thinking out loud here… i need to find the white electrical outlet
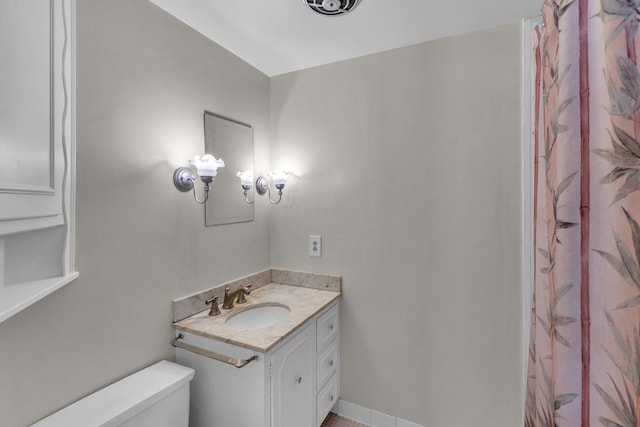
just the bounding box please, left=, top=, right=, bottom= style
left=309, top=235, right=322, bottom=257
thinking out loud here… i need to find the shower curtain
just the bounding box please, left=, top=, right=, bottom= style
left=525, top=1, right=640, bottom=426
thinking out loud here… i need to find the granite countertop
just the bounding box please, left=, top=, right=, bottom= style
left=173, top=283, right=341, bottom=353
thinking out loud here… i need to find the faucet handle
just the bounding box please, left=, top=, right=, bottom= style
left=206, top=296, right=221, bottom=316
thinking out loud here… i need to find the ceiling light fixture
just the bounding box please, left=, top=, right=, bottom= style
left=304, top=0, right=362, bottom=16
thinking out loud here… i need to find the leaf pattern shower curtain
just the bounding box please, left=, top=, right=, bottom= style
left=525, top=0, right=640, bottom=426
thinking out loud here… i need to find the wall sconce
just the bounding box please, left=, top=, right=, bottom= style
left=236, top=170, right=254, bottom=204
left=255, top=170, right=292, bottom=205
left=173, top=154, right=225, bottom=204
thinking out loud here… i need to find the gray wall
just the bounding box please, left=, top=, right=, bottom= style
left=0, top=1, right=271, bottom=426
left=269, top=23, right=523, bottom=427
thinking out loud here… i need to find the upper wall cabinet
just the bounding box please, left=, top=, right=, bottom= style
left=0, top=0, right=71, bottom=234
left=0, top=0, right=77, bottom=323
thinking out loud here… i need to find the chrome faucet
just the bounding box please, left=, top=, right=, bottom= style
left=222, top=285, right=252, bottom=309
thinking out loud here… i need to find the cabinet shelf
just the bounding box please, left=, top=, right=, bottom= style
left=0, top=273, right=78, bottom=323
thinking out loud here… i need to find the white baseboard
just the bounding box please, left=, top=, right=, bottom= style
left=334, top=399, right=423, bottom=427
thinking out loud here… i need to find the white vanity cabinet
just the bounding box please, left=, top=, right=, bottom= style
left=175, top=301, right=340, bottom=427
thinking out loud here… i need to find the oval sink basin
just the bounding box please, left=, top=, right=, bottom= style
left=225, top=303, right=290, bottom=330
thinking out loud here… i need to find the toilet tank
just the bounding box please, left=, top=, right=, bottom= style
left=31, top=360, right=195, bottom=427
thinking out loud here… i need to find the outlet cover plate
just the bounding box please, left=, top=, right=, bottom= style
left=309, top=235, right=322, bottom=257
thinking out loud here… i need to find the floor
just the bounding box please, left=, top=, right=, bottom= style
left=321, top=412, right=368, bottom=427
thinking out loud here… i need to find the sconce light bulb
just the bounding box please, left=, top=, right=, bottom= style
left=190, top=154, right=225, bottom=178
left=269, top=170, right=291, bottom=187
left=236, top=170, right=254, bottom=187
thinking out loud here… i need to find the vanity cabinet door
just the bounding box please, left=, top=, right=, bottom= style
left=271, top=323, right=316, bottom=427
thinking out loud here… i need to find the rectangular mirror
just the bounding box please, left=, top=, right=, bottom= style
left=204, top=111, right=254, bottom=226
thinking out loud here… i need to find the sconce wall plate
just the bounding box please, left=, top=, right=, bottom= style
left=255, top=176, right=269, bottom=195
left=173, top=167, right=195, bottom=192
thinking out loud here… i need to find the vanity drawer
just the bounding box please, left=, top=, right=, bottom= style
left=316, top=304, right=338, bottom=352
left=317, top=373, right=339, bottom=427
left=317, top=340, right=339, bottom=391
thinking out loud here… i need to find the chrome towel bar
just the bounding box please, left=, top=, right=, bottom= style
left=171, top=334, right=259, bottom=368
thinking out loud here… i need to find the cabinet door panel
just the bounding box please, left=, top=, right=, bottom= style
left=271, top=324, right=316, bottom=427
left=0, top=0, right=70, bottom=234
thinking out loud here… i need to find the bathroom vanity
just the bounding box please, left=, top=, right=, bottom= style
left=173, top=277, right=340, bottom=427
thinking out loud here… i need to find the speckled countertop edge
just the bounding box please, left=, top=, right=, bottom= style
left=174, top=283, right=341, bottom=352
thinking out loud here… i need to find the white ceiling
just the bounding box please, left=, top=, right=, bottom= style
left=149, top=0, right=541, bottom=77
